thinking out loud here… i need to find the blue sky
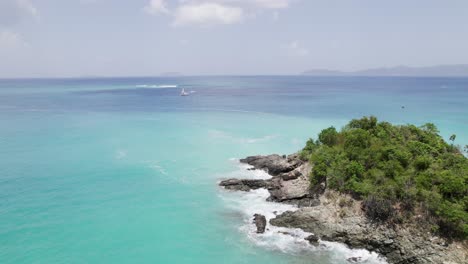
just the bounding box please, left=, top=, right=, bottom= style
left=1, top=0, right=468, bottom=77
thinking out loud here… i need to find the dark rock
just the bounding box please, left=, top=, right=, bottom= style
left=240, top=154, right=302, bottom=176
left=280, top=170, right=302, bottom=181
left=219, top=178, right=269, bottom=191
left=305, top=234, right=319, bottom=246
left=347, top=257, right=362, bottom=263
left=253, top=214, right=267, bottom=234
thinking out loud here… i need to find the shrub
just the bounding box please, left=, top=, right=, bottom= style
left=363, top=195, right=395, bottom=222
left=318, top=127, right=338, bottom=146
left=414, top=156, right=432, bottom=171
left=301, top=116, right=468, bottom=238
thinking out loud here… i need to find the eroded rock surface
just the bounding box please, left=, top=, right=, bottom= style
left=220, top=154, right=319, bottom=206
left=219, top=154, right=468, bottom=264
left=253, top=214, right=267, bottom=234
left=270, top=191, right=467, bottom=264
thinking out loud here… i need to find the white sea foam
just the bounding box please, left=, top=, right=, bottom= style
left=115, top=149, right=127, bottom=159
left=219, top=163, right=387, bottom=263
left=224, top=159, right=272, bottom=180
left=147, top=161, right=169, bottom=175
left=135, top=84, right=178, bottom=88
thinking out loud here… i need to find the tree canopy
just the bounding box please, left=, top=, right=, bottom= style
left=300, top=116, right=468, bottom=238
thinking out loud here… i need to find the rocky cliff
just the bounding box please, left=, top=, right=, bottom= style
left=219, top=154, right=467, bottom=264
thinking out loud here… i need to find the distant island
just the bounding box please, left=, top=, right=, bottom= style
left=302, top=64, right=468, bottom=77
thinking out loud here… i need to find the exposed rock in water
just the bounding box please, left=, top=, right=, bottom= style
left=347, top=257, right=362, bottom=263
left=220, top=154, right=318, bottom=205
left=305, top=234, right=319, bottom=246
left=240, top=154, right=303, bottom=176
left=219, top=178, right=269, bottom=191
left=253, top=214, right=267, bottom=234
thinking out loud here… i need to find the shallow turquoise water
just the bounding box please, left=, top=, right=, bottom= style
left=0, top=77, right=467, bottom=263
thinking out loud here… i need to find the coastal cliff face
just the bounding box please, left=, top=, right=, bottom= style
left=219, top=154, right=467, bottom=264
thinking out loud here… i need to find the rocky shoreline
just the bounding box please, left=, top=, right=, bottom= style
left=219, top=154, right=467, bottom=264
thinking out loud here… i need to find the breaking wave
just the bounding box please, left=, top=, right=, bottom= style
left=218, top=161, right=387, bottom=263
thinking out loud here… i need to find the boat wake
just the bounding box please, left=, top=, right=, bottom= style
left=135, top=84, right=178, bottom=88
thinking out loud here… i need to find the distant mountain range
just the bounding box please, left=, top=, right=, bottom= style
left=302, top=64, right=468, bottom=77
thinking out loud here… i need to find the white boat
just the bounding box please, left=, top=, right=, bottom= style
left=180, top=88, right=189, bottom=96
left=180, top=89, right=189, bottom=96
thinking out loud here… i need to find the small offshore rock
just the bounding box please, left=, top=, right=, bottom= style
left=305, top=234, right=319, bottom=246
left=253, top=214, right=267, bottom=234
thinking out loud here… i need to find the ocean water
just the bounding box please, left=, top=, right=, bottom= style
left=0, top=76, right=467, bottom=263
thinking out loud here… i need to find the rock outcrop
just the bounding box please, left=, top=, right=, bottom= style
left=270, top=190, right=467, bottom=264
left=220, top=154, right=319, bottom=206
left=219, top=178, right=269, bottom=191
left=253, top=214, right=267, bottom=234
left=240, top=154, right=303, bottom=176
left=219, top=154, right=468, bottom=263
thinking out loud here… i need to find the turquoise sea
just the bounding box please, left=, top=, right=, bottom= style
left=1, top=76, right=467, bottom=263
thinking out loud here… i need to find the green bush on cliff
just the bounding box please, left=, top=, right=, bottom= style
left=301, top=116, right=468, bottom=238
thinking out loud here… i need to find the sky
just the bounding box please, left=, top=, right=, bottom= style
left=1, top=0, right=468, bottom=78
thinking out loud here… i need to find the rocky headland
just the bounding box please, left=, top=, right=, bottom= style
left=219, top=154, right=467, bottom=264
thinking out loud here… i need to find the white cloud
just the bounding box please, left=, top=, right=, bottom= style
left=144, top=0, right=293, bottom=26
left=0, top=0, right=36, bottom=53
left=144, top=0, right=170, bottom=15
left=0, top=0, right=38, bottom=27
left=252, top=0, right=291, bottom=9
left=288, top=41, right=309, bottom=56
left=206, top=0, right=292, bottom=9
left=0, top=29, right=27, bottom=50
left=173, top=3, right=243, bottom=27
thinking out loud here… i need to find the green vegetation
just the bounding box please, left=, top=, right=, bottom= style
left=300, top=116, right=468, bottom=239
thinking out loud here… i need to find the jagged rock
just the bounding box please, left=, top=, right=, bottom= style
left=240, top=154, right=303, bottom=176
left=280, top=170, right=302, bottom=180
left=219, top=178, right=269, bottom=191
left=253, top=214, right=267, bottom=234
left=269, top=173, right=311, bottom=202
left=305, top=234, right=319, bottom=246
left=219, top=153, right=468, bottom=263
left=347, top=257, right=362, bottom=263
left=269, top=202, right=467, bottom=264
